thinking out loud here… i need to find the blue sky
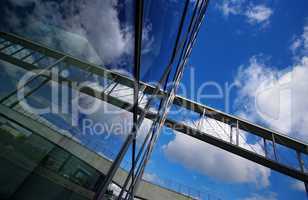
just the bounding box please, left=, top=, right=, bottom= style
left=145, top=0, right=308, bottom=200
left=0, top=0, right=308, bottom=200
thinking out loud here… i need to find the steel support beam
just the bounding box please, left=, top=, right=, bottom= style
left=163, top=118, right=308, bottom=182
left=1, top=31, right=306, bottom=156
left=172, top=95, right=308, bottom=154
left=0, top=31, right=307, bottom=184
left=131, top=0, right=144, bottom=198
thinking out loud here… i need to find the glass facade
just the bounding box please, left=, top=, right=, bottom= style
left=0, top=115, right=102, bottom=199
left=1, top=0, right=306, bottom=200
left=0, top=0, right=136, bottom=75
left=0, top=0, right=214, bottom=199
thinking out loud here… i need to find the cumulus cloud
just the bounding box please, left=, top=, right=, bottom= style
left=163, top=117, right=270, bottom=187
left=163, top=22, right=308, bottom=185
left=233, top=22, right=308, bottom=142
left=0, top=0, right=157, bottom=145
left=2, top=0, right=153, bottom=69
left=217, top=0, right=273, bottom=26
left=245, top=5, right=273, bottom=25
left=235, top=55, right=308, bottom=141
left=233, top=25, right=308, bottom=194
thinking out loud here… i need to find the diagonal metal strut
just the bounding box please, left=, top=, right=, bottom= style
left=0, top=30, right=307, bottom=188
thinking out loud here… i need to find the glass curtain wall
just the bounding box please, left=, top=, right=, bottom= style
left=0, top=0, right=203, bottom=199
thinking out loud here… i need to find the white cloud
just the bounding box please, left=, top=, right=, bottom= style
left=290, top=25, right=308, bottom=56
left=234, top=23, right=308, bottom=143
left=245, top=5, right=273, bottom=25
left=75, top=81, right=155, bottom=147
left=241, top=192, right=277, bottom=200
left=290, top=38, right=303, bottom=55
left=235, top=55, right=308, bottom=141
left=163, top=118, right=270, bottom=187
left=164, top=34, right=306, bottom=186
left=3, top=0, right=153, bottom=69
left=218, top=0, right=244, bottom=17
left=217, top=1, right=273, bottom=26
left=79, top=90, right=153, bottom=142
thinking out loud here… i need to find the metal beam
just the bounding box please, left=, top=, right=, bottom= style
left=3, top=31, right=303, bottom=155
left=0, top=31, right=307, bottom=184
left=172, top=95, right=308, bottom=154
left=163, top=118, right=308, bottom=182
left=131, top=0, right=144, bottom=198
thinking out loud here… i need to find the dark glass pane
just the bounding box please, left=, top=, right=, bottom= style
left=0, top=0, right=135, bottom=76
left=141, top=0, right=187, bottom=84
left=0, top=115, right=103, bottom=199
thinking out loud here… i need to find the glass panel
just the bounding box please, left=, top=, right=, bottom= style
left=0, top=116, right=55, bottom=198
left=0, top=114, right=104, bottom=199
left=7, top=75, right=143, bottom=175
left=141, top=0, right=187, bottom=84
left=0, top=61, right=30, bottom=100
left=0, top=0, right=135, bottom=76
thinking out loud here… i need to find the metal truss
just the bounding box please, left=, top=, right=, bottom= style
left=0, top=2, right=307, bottom=196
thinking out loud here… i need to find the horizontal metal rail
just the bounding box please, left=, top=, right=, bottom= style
left=163, top=118, right=308, bottom=182
left=172, top=96, right=308, bottom=154
left=1, top=31, right=306, bottom=155
left=0, top=31, right=307, bottom=183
